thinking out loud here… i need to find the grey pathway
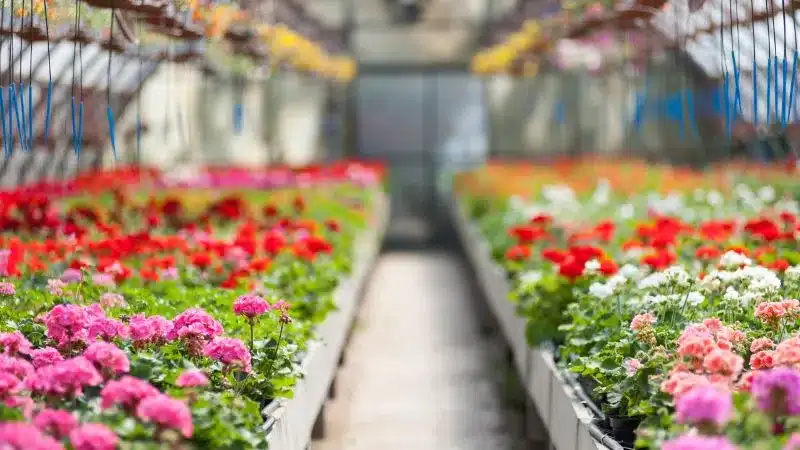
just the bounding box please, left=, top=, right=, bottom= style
left=312, top=251, right=523, bottom=450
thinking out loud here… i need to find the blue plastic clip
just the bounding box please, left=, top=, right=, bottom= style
left=106, top=105, right=117, bottom=160
left=16, top=84, right=26, bottom=152
left=11, top=86, right=25, bottom=153
left=43, top=80, right=52, bottom=140
left=775, top=58, right=781, bottom=121
left=788, top=51, right=798, bottom=123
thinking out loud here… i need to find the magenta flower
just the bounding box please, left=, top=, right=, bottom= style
left=100, top=376, right=160, bottom=411
left=0, top=422, right=64, bottom=450
left=176, top=369, right=210, bottom=388
left=30, top=347, right=64, bottom=368
left=0, top=331, right=32, bottom=356
left=87, top=317, right=129, bottom=342
left=675, top=386, right=732, bottom=427
left=663, top=435, right=738, bottom=450
left=43, top=304, right=89, bottom=348
left=0, top=281, right=15, bottom=296
left=203, top=337, right=252, bottom=373
left=25, top=356, right=102, bottom=397
left=0, top=354, right=34, bottom=380
left=69, top=423, right=119, bottom=450
left=34, top=409, right=78, bottom=439
left=128, top=314, right=173, bottom=346
left=0, top=371, right=21, bottom=397
left=752, top=367, right=800, bottom=416
left=61, top=268, right=82, bottom=283
left=168, top=308, right=224, bottom=355
left=233, top=294, right=270, bottom=319
left=83, top=342, right=130, bottom=377
left=136, top=394, right=194, bottom=438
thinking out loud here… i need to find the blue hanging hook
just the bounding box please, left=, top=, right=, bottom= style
left=16, top=83, right=27, bottom=152
left=787, top=51, right=798, bottom=124
left=70, top=96, right=78, bottom=154
left=43, top=80, right=52, bottom=140
left=106, top=105, right=117, bottom=160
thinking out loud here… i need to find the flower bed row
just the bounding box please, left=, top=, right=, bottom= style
left=0, top=163, right=387, bottom=450
left=454, top=159, right=800, bottom=450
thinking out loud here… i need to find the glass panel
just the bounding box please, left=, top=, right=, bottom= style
left=356, top=74, right=425, bottom=158
left=353, top=26, right=477, bottom=64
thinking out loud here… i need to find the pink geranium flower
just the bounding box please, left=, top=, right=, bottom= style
left=128, top=314, right=173, bottom=346
left=83, top=342, right=130, bottom=377
left=233, top=294, right=270, bottom=319
left=100, top=376, right=160, bottom=411
left=136, top=394, right=194, bottom=438
left=26, top=356, right=102, bottom=397
left=630, top=312, right=656, bottom=331
left=675, top=385, right=732, bottom=427
left=69, top=423, right=119, bottom=450
left=34, top=409, right=78, bottom=439
left=203, top=337, right=252, bottom=373
left=30, top=347, right=64, bottom=368
left=0, top=422, right=64, bottom=450
left=0, top=331, right=32, bottom=356
left=176, top=369, right=210, bottom=388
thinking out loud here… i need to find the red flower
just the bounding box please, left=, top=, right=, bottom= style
left=505, top=245, right=530, bottom=261
left=599, top=259, right=618, bottom=276
left=558, top=256, right=585, bottom=280
left=695, top=246, right=721, bottom=260
left=190, top=253, right=213, bottom=270
left=263, top=231, right=285, bottom=256
left=540, top=248, right=564, bottom=264
left=530, top=214, right=552, bottom=226
left=263, top=204, right=279, bottom=217
left=293, top=196, right=305, bottom=214
left=508, top=225, right=545, bottom=244
left=325, top=219, right=340, bottom=232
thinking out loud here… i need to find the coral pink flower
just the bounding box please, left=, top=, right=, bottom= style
left=136, top=394, right=194, bottom=438
left=702, top=318, right=723, bottom=332
left=99, top=293, right=126, bottom=308
left=25, top=356, right=102, bottom=397
left=775, top=337, right=800, bottom=368
left=678, top=335, right=715, bottom=360
left=756, top=301, right=790, bottom=325
left=703, top=348, right=744, bottom=377
left=83, top=342, right=130, bottom=377
left=630, top=312, right=656, bottom=331
left=661, top=371, right=712, bottom=398
left=737, top=370, right=758, bottom=392
left=0, top=331, right=32, bottom=356
left=623, top=359, right=642, bottom=376
left=203, top=337, right=252, bottom=373
left=750, top=351, right=775, bottom=370
left=69, top=423, right=119, bottom=450
left=100, top=376, right=160, bottom=411
left=0, top=422, right=64, bottom=450
left=233, top=294, right=270, bottom=319
left=30, top=347, right=64, bottom=368
left=176, top=369, right=209, bottom=388
left=34, top=409, right=78, bottom=439
left=751, top=337, right=775, bottom=353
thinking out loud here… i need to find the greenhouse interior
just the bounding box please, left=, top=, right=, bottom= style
left=2, top=0, right=800, bottom=449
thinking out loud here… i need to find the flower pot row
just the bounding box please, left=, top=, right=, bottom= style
left=451, top=194, right=613, bottom=450
left=0, top=165, right=386, bottom=450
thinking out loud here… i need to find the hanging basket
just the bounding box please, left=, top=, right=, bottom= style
left=82, top=0, right=169, bottom=15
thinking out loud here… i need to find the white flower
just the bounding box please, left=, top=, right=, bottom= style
left=607, top=274, right=628, bottom=289
left=664, top=266, right=691, bottom=286
left=619, top=203, right=635, bottom=219
left=620, top=264, right=641, bottom=280
left=758, top=185, right=776, bottom=203
left=584, top=259, right=601, bottom=275
left=638, top=272, right=668, bottom=289
left=719, top=251, right=752, bottom=268
left=723, top=286, right=741, bottom=303
left=520, top=271, right=542, bottom=289
left=786, top=265, right=800, bottom=282
left=686, top=291, right=705, bottom=306
left=707, top=190, right=723, bottom=207
left=589, top=282, right=614, bottom=299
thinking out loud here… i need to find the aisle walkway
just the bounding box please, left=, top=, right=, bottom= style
left=313, top=251, right=523, bottom=450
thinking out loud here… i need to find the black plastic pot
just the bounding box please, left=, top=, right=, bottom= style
left=608, top=415, right=643, bottom=447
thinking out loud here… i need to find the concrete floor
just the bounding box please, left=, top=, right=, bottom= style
left=312, top=251, right=524, bottom=450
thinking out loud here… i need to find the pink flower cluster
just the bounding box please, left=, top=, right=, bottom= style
left=755, top=299, right=800, bottom=326
left=69, top=423, right=119, bottom=450
left=662, top=319, right=746, bottom=398
left=100, top=376, right=160, bottom=411
left=630, top=312, right=656, bottom=331
left=675, top=386, right=732, bottom=427
left=0, top=331, right=32, bottom=356
left=168, top=308, right=224, bottom=355
left=233, top=294, right=270, bottom=319
left=0, top=422, right=63, bottom=450
left=83, top=342, right=130, bottom=378
left=136, top=394, right=194, bottom=438
left=176, top=369, right=209, bottom=388
left=128, top=314, right=173, bottom=346
left=203, top=337, right=252, bottom=373
left=25, top=356, right=103, bottom=397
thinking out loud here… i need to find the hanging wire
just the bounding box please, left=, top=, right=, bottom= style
left=107, top=6, right=117, bottom=159
left=42, top=0, right=52, bottom=140
left=1, top=3, right=10, bottom=156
